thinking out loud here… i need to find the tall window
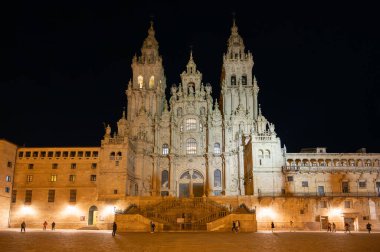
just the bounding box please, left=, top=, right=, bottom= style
left=52, top=163, right=58, bottom=169
left=91, top=163, right=97, bottom=169
left=149, top=75, right=154, bottom=88
left=69, top=175, right=76, bottom=182
left=186, top=118, right=197, bottom=131
left=161, top=170, right=169, bottom=188
left=177, top=107, right=182, bottom=117
left=27, top=175, right=33, bottom=182
left=48, top=190, right=55, bottom=202
left=50, top=175, right=57, bottom=182
left=162, top=144, right=169, bottom=155
left=69, top=189, right=77, bottom=203
left=186, top=138, right=197, bottom=155
left=214, top=169, right=221, bottom=187
left=90, top=175, right=97, bottom=181
left=11, top=190, right=17, bottom=203
left=71, top=163, right=77, bottom=169
left=138, top=75, right=143, bottom=88
left=242, top=75, right=247, bottom=85
left=110, top=152, right=115, bottom=160
left=28, top=164, right=34, bottom=169
left=231, top=75, right=236, bottom=85
left=265, top=150, right=271, bottom=159
left=25, top=190, right=32, bottom=204
left=6, top=176, right=11, bottom=182
left=214, top=143, right=221, bottom=154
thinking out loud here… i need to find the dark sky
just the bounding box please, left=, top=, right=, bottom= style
left=1, top=1, right=379, bottom=153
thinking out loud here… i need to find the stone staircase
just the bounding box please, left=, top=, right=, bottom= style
left=123, top=197, right=230, bottom=231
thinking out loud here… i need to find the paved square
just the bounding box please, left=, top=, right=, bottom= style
left=1, top=229, right=379, bottom=252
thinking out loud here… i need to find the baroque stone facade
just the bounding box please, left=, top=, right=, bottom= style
left=2, top=20, right=380, bottom=231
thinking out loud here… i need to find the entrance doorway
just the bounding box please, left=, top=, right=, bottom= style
left=88, top=205, right=98, bottom=225
left=178, top=170, right=204, bottom=197
left=320, top=216, right=329, bottom=230
left=344, top=217, right=356, bottom=231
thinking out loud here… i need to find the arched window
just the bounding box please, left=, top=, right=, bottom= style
left=258, top=150, right=264, bottom=158
left=162, top=144, right=169, bottom=155
left=177, top=107, right=182, bottom=117
left=186, top=138, right=197, bottom=155
left=110, top=152, right=115, bottom=160
left=214, top=143, right=221, bottom=154
left=149, top=75, right=154, bottom=88
left=134, top=184, right=138, bottom=196
left=116, top=152, right=122, bottom=160
left=138, top=75, right=143, bottom=89
left=214, top=169, right=221, bottom=187
left=186, top=118, right=197, bottom=131
left=265, top=150, right=270, bottom=159
left=161, top=170, right=168, bottom=188
left=231, top=75, right=236, bottom=85
left=242, top=75, right=247, bottom=85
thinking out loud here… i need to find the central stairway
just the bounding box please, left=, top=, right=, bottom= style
left=124, top=197, right=230, bottom=231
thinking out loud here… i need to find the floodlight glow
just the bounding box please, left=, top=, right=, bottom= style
left=20, top=206, right=35, bottom=215
left=329, top=208, right=342, bottom=217
left=103, top=205, right=116, bottom=216
left=257, top=207, right=277, bottom=219
left=64, top=205, right=79, bottom=215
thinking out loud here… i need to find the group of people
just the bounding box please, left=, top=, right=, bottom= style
left=327, top=222, right=336, bottom=232
left=20, top=221, right=55, bottom=232
left=231, top=220, right=240, bottom=233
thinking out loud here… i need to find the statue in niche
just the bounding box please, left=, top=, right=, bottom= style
left=230, top=178, right=238, bottom=191
left=143, top=175, right=152, bottom=192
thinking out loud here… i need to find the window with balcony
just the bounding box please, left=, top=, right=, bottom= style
left=214, top=143, right=221, bottom=154
left=186, top=138, right=197, bottom=155
left=185, top=118, right=197, bottom=131
left=162, top=144, right=169, bottom=155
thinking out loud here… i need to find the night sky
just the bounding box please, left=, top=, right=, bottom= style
left=1, top=1, right=379, bottom=153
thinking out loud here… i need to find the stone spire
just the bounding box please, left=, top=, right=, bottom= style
left=186, top=49, right=197, bottom=74
left=227, top=18, right=245, bottom=59
left=141, top=21, right=159, bottom=63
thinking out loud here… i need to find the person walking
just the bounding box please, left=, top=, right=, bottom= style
left=232, top=221, right=236, bottom=233
left=112, top=222, right=117, bottom=236
left=236, top=220, right=240, bottom=233
left=21, top=221, right=26, bottom=232
left=51, top=221, right=56, bottom=230
left=290, top=220, right=294, bottom=232
left=271, top=221, right=275, bottom=233
left=150, top=221, right=156, bottom=233
left=327, top=222, right=332, bottom=232
left=43, top=221, right=48, bottom=230
left=344, top=222, right=350, bottom=233
left=366, top=222, right=372, bottom=234
left=332, top=222, right=336, bottom=232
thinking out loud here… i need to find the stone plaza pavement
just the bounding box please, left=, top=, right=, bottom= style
left=1, top=229, right=380, bottom=252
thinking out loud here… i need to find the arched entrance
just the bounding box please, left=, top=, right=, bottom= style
left=88, top=205, right=98, bottom=225
left=178, top=170, right=204, bottom=197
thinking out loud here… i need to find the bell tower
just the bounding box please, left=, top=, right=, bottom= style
left=220, top=19, right=258, bottom=120
left=126, top=21, right=167, bottom=121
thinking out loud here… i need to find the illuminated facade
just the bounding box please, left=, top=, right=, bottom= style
left=2, top=21, right=380, bottom=231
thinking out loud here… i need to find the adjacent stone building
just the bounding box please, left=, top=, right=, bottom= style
left=2, top=20, right=380, bottom=231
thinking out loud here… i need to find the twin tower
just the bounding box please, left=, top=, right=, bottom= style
left=101, top=20, right=285, bottom=198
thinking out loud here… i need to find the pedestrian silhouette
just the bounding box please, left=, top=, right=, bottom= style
left=112, top=222, right=117, bottom=236
left=271, top=222, right=275, bottom=232
left=43, top=221, right=48, bottom=230
left=21, top=221, right=26, bottom=232
left=366, top=222, right=372, bottom=234
left=52, top=221, right=56, bottom=230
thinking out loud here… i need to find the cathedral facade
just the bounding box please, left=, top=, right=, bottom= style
left=1, top=20, right=380, bottom=231
left=103, top=21, right=285, bottom=198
